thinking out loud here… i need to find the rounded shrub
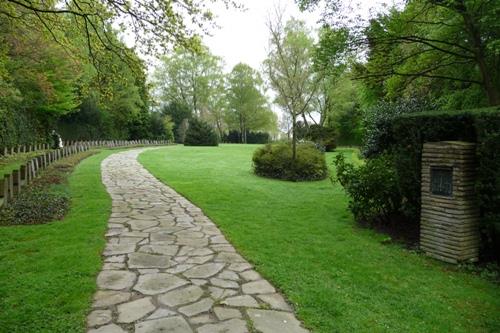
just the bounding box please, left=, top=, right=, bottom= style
left=252, top=142, right=328, bottom=181
left=184, top=118, right=218, bottom=146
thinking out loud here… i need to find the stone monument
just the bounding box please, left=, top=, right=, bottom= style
left=420, top=141, right=480, bottom=263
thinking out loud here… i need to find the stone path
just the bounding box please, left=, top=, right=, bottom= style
left=87, top=148, right=309, bottom=333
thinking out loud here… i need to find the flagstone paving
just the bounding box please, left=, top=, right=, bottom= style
left=87, top=148, right=309, bottom=333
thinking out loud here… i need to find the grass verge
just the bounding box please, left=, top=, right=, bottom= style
left=0, top=149, right=117, bottom=332
left=139, top=144, right=500, bottom=333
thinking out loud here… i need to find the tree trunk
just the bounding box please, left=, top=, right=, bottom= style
left=292, top=113, right=297, bottom=161
left=460, top=4, right=500, bottom=106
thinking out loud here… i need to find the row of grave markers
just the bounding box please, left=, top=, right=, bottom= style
left=0, top=139, right=169, bottom=156
left=0, top=140, right=170, bottom=208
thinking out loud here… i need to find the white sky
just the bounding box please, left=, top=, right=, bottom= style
left=203, top=0, right=397, bottom=72
left=204, top=0, right=322, bottom=72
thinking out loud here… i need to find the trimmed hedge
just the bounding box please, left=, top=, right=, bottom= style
left=253, top=142, right=328, bottom=181
left=184, top=118, right=218, bottom=146
left=383, top=106, right=500, bottom=261
left=224, top=130, right=271, bottom=144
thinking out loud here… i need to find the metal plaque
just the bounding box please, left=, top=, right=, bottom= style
left=430, top=166, right=453, bottom=196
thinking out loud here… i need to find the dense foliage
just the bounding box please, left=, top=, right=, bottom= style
left=334, top=106, right=500, bottom=261
left=334, top=153, right=402, bottom=223
left=184, top=118, right=219, bottom=146
left=253, top=142, right=327, bottom=181
left=224, top=131, right=271, bottom=144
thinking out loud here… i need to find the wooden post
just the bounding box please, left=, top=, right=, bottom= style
left=20, top=165, right=28, bottom=186
left=0, top=175, right=9, bottom=207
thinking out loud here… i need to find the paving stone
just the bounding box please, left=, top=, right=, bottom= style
left=128, top=252, right=171, bottom=269
left=151, top=232, right=176, bottom=242
left=139, top=244, right=179, bottom=256
left=208, top=287, right=238, bottom=300
left=147, top=308, right=177, bottom=320
left=117, top=297, right=155, bottom=323
left=242, top=280, right=275, bottom=295
left=217, top=270, right=240, bottom=281
left=88, top=323, right=127, bottom=333
left=247, top=309, right=308, bottom=333
left=102, top=262, right=126, bottom=270
left=183, top=263, right=225, bottom=279
left=239, top=270, right=261, bottom=281
left=158, top=285, right=204, bottom=307
left=104, top=243, right=136, bottom=256
left=105, top=255, right=126, bottom=263
left=213, top=307, right=242, bottom=320
left=93, top=290, right=132, bottom=308
left=178, top=297, right=214, bottom=317
left=135, top=316, right=193, bottom=333
left=187, top=248, right=214, bottom=256
left=87, top=310, right=112, bottom=327
left=210, top=278, right=239, bottom=289
left=257, top=293, right=293, bottom=311
left=134, top=273, right=188, bottom=295
left=215, top=252, right=245, bottom=263
left=221, top=295, right=259, bottom=308
left=185, top=255, right=213, bottom=264
left=97, top=270, right=136, bottom=290
left=176, top=237, right=209, bottom=247
left=189, top=314, right=215, bottom=325
left=227, top=263, right=252, bottom=272
left=167, top=264, right=194, bottom=274
left=190, top=279, right=208, bottom=286
left=198, top=319, right=248, bottom=333
left=128, top=219, right=159, bottom=231
left=210, top=235, right=228, bottom=244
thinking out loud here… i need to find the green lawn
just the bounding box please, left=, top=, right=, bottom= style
left=139, top=144, right=500, bottom=333
left=0, top=151, right=49, bottom=176
left=0, top=150, right=116, bottom=332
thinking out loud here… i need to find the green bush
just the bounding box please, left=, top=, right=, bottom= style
left=306, top=124, right=337, bottom=152
left=0, top=188, right=69, bottom=225
left=334, top=153, right=402, bottom=223
left=253, top=142, right=328, bottom=181
left=184, top=118, right=218, bottom=146
left=382, top=106, right=500, bottom=261
left=362, top=98, right=436, bottom=157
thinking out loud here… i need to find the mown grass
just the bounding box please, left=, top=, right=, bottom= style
left=139, top=144, right=500, bottom=333
left=0, top=151, right=49, bottom=176
left=0, top=150, right=117, bottom=332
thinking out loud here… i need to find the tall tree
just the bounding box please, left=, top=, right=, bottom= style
left=226, top=63, right=275, bottom=143
left=0, top=0, right=240, bottom=71
left=153, top=47, right=224, bottom=118
left=299, top=0, right=500, bottom=106
left=264, top=14, right=320, bottom=159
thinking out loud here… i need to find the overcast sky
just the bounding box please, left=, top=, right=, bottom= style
left=203, top=0, right=396, bottom=72
left=204, top=0, right=322, bottom=72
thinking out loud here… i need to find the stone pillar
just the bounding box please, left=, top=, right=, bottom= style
left=420, top=141, right=480, bottom=263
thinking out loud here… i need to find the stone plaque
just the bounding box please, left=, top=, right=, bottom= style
left=420, top=141, right=479, bottom=263
left=430, top=166, right=453, bottom=196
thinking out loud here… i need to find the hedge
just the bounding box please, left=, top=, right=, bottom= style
left=384, top=106, right=500, bottom=261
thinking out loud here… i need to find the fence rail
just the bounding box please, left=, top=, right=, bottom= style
left=0, top=139, right=170, bottom=208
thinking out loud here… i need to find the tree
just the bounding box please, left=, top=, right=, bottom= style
left=153, top=47, right=224, bottom=118
left=264, top=14, right=320, bottom=159
left=161, top=102, right=192, bottom=143
left=226, top=63, right=275, bottom=143
left=298, top=0, right=500, bottom=106
left=1, top=0, right=239, bottom=72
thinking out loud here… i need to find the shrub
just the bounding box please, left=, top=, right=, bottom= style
left=253, top=142, right=328, bottom=181
left=334, top=153, right=403, bottom=223
left=306, top=124, right=337, bottom=152
left=224, top=130, right=271, bottom=144
left=0, top=189, right=69, bottom=225
left=184, top=118, right=218, bottom=146
left=362, top=98, right=436, bottom=157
